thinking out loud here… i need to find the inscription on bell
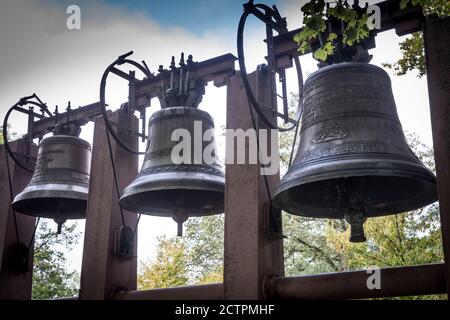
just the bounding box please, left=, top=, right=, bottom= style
left=297, top=141, right=387, bottom=163
left=312, top=123, right=349, bottom=144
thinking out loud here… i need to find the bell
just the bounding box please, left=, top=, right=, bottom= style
left=119, top=106, right=225, bottom=234
left=273, top=62, right=437, bottom=242
left=12, top=123, right=91, bottom=231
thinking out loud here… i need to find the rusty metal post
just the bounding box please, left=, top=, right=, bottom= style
left=0, top=140, right=37, bottom=299
left=224, top=69, right=284, bottom=299
left=423, top=16, right=450, bottom=296
left=79, top=109, right=138, bottom=300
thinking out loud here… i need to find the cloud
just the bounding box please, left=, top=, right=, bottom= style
left=0, top=0, right=233, bottom=119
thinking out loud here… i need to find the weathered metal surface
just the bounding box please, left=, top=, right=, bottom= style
left=31, top=102, right=102, bottom=138
left=12, top=135, right=91, bottom=221
left=266, top=264, right=446, bottom=299
left=274, top=63, right=437, bottom=224
left=120, top=107, right=225, bottom=220
left=115, top=283, right=224, bottom=300
left=0, top=140, right=37, bottom=299
left=135, top=53, right=236, bottom=106
left=224, top=70, right=283, bottom=300
left=79, top=110, right=138, bottom=300
left=424, top=16, right=450, bottom=295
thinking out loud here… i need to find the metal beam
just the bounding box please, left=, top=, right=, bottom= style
left=266, top=264, right=446, bottom=300
left=79, top=110, right=139, bottom=300
left=31, top=102, right=102, bottom=138
left=115, top=283, right=224, bottom=300
left=423, top=16, right=450, bottom=296
left=0, top=140, right=37, bottom=299
left=224, top=69, right=284, bottom=299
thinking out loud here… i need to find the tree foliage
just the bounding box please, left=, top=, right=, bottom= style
left=294, top=0, right=370, bottom=61
left=32, top=221, right=81, bottom=299
left=383, top=0, right=449, bottom=77
left=137, top=237, right=189, bottom=289
left=137, top=216, right=224, bottom=289
left=294, top=0, right=449, bottom=74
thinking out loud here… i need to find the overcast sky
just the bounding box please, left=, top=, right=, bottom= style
left=0, top=0, right=434, bottom=276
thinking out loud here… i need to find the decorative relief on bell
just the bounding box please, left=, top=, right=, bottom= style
left=312, top=123, right=349, bottom=144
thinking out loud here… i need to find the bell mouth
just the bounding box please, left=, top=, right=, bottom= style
left=119, top=168, right=225, bottom=217
left=120, top=188, right=225, bottom=217
left=11, top=183, right=88, bottom=219
left=274, top=174, right=437, bottom=219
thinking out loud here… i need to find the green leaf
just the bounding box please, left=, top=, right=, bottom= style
left=313, top=41, right=335, bottom=61
left=304, top=15, right=326, bottom=32
left=327, top=32, right=338, bottom=42
left=400, top=0, right=410, bottom=9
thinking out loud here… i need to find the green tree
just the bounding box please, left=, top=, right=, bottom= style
left=184, top=215, right=224, bottom=283
left=381, top=0, right=449, bottom=77
left=0, top=125, right=20, bottom=145
left=32, top=221, right=81, bottom=299
left=137, top=236, right=189, bottom=289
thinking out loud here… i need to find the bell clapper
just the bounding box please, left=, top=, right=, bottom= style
left=344, top=207, right=367, bottom=243
left=54, top=216, right=67, bottom=235
left=172, top=209, right=188, bottom=237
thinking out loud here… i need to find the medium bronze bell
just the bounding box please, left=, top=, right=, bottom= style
left=12, top=124, right=91, bottom=232
left=273, top=62, right=437, bottom=242
left=119, top=106, right=225, bottom=234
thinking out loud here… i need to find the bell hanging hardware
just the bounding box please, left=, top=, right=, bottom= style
left=100, top=52, right=233, bottom=236
left=237, top=0, right=304, bottom=132
left=3, top=95, right=99, bottom=233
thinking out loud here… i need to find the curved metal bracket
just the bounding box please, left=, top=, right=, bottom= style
left=237, top=1, right=304, bottom=132
left=100, top=51, right=153, bottom=155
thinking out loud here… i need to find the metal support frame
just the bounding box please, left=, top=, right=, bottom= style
left=79, top=110, right=139, bottom=300
left=266, top=264, right=446, bottom=300
left=115, top=283, right=224, bottom=300
left=224, top=69, right=283, bottom=299
left=0, top=140, right=37, bottom=299
left=423, top=16, right=450, bottom=296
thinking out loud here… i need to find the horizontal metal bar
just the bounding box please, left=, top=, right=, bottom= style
left=111, top=66, right=136, bottom=82
left=31, top=102, right=103, bottom=138
left=13, top=106, right=45, bottom=119
left=266, top=264, right=446, bottom=300
left=114, top=283, right=224, bottom=300
left=49, top=296, right=79, bottom=300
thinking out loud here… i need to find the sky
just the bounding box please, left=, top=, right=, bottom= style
left=0, top=0, right=435, bottom=278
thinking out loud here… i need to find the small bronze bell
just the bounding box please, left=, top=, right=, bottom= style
left=273, top=62, right=437, bottom=242
left=12, top=123, right=91, bottom=231
left=119, top=72, right=225, bottom=235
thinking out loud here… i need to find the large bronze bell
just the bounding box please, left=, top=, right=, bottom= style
left=12, top=124, right=91, bottom=231
left=119, top=106, right=225, bottom=234
left=273, top=62, right=437, bottom=242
